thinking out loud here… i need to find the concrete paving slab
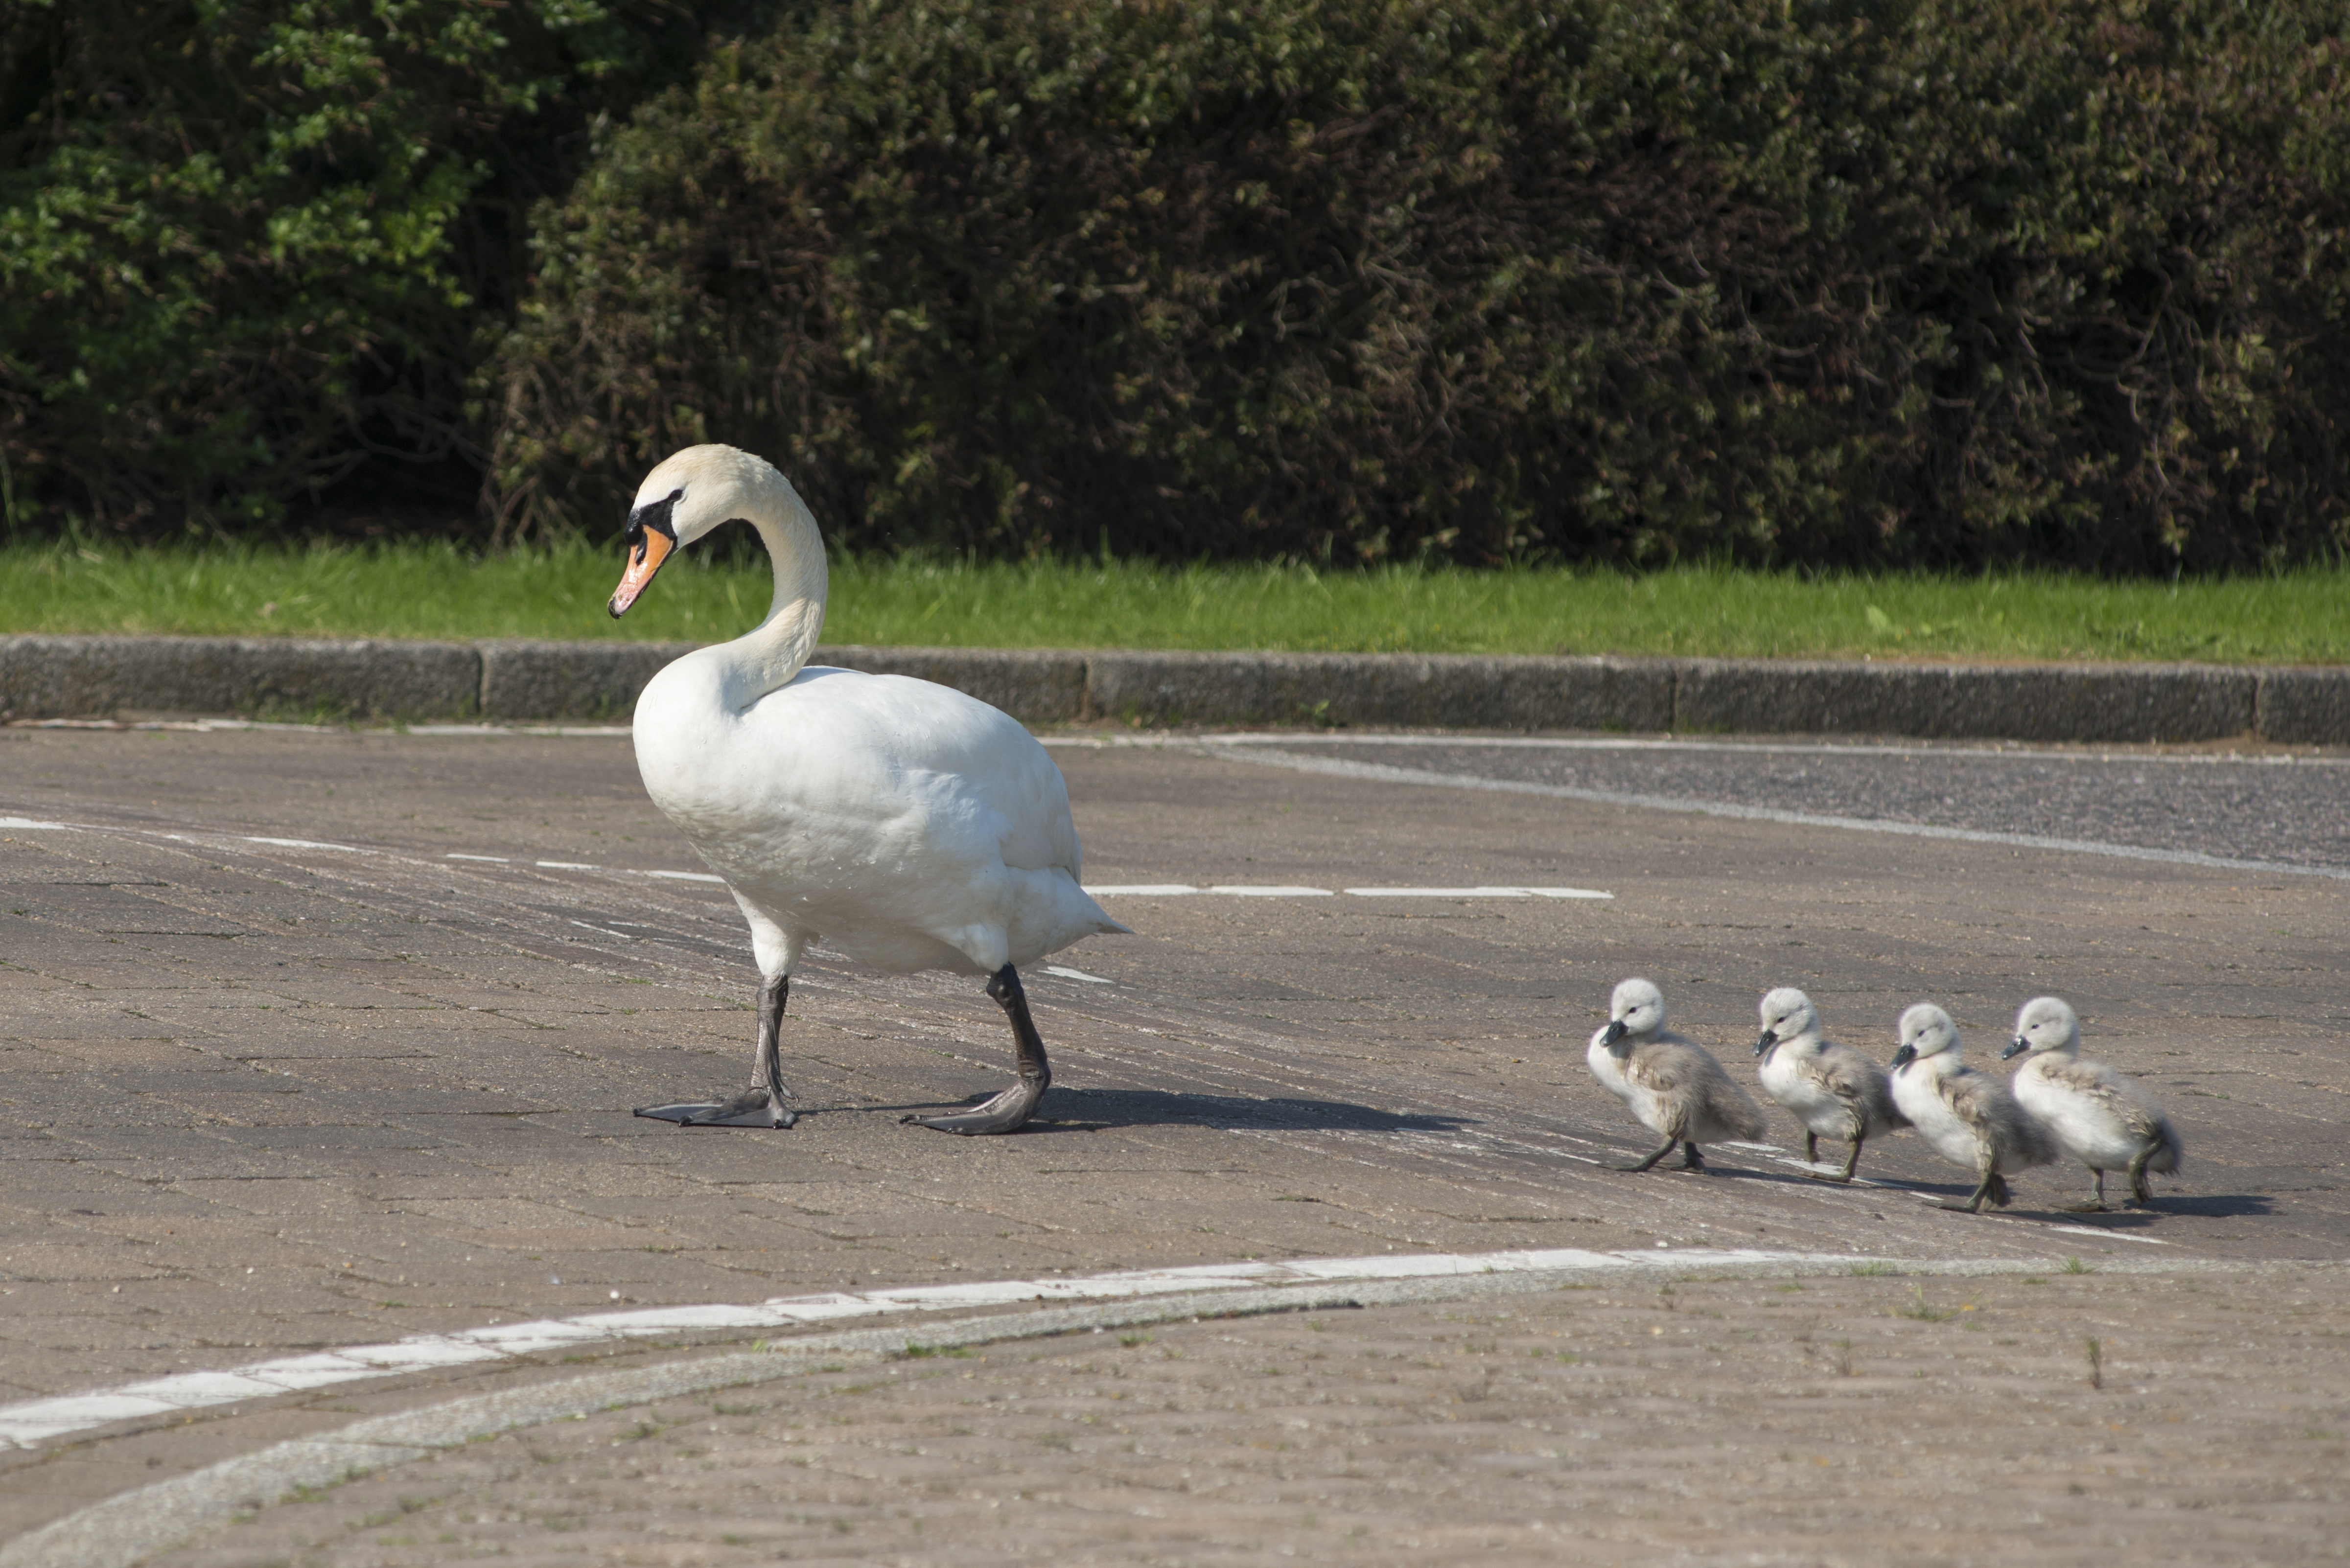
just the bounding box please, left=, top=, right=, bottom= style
left=0, top=723, right=2342, bottom=1555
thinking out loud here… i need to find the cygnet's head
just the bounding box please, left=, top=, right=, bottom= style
left=610, top=444, right=811, bottom=616
left=2001, top=995, right=2081, bottom=1061
left=1755, top=987, right=1819, bottom=1058
left=1601, top=978, right=1666, bottom=1047
left=1891, top=1002, right=1961, bottom=1072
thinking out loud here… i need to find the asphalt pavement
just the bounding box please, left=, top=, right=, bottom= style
left=0, top=721, right=2342, bottom=1558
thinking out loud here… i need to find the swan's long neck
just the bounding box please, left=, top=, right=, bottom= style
left=718, top=484, right=829, bottom=713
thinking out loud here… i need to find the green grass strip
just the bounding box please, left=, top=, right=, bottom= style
left=0, top=541, right=2341, bottom=664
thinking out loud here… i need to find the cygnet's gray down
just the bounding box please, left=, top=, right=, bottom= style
left=1891, top=1003, right=2057, bottom=1213
left=1754, top=987, right=1906, bottom=1182
left=1589, top=978, right=1767, bottom=1175
left=2001, top=996, right=2183, bottom=1211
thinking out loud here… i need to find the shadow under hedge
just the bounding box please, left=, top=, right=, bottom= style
left=489, top=0, right=2350, bottom=573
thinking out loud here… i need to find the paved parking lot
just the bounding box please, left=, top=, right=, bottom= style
left=0, top=722, right=2342, bottom=1555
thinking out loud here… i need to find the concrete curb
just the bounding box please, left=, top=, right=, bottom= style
left=1, top=636, right=2344, bottom=743
left=0, top=1251, right=2297, bottom=1568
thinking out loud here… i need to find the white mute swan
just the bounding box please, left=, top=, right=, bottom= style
left=2001, top=996, right=2182, bottom=1211
left=1587, top=978, right=1766, bottom=1173
left=608, top=444, right=1128, bottom=1135
left=1753, top=987, right=1905, bottom=1183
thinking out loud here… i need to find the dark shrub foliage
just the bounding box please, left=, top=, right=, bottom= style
left=0, top=0, right=763, bottom=535
left=492, top=0, right=2350, bottom=571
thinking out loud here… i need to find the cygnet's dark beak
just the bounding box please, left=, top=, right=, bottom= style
left=2000, top=1035, right=2030, bottom=1061
left=1754, top=1029, right=1778, bottom=1058
left=1600, top=1020, right=1629, bottom=1048
left=609, top=491, right=681, bottom=617
left=1889, top=1043, right=1917, bottom=1070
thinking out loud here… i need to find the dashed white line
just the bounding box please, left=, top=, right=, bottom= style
left=1041, top=965, right=1114, bottom=984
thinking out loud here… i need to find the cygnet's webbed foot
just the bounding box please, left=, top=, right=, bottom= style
left=902, top=1078, right=1047, bottom=1136
left=903, top=963, right=1052, bottom=1137
left=637, top=1087, right=798, bottom=1129
left=1677, top=1143, right=1708, bottom=1173
left=1611, top=1138, right=1679, bottom=1174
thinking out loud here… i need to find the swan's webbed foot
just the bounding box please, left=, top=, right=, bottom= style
left=904, top=964, right=1052, bottom=1137
left=635, top=973, right=798, bottom=1130
left=902, top=1078, right=1047, bottom=1136
left=637, top=1087, right=797, bottom=1129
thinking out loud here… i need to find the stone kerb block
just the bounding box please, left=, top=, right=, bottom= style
left=478, top=640, right=700, bottom=721
left=1083, top=651, right=1675, bottom=730
left=1673, top=659, right=2256, bottom=742
left=0, top=635, right=478, bottom=722
left=2255, top=667, right=2350, bottom=745
left=815, top=646, right=1088, bottom=725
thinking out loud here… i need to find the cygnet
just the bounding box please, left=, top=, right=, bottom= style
left=1589, top=978, right=1767, bottom=1174
left=1753, top=987, right=1907, bottom=1182
left=2001, top=996, right=2183, bottom=1211
left=1890, top=1003, right=2056, bottom=1212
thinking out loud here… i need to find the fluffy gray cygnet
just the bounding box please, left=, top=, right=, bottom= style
left=1588, top=978, right=1767, bottom=1175
left=1753, top=987, right=1907, bottom=1183
left=2002, top=996, right=2183, bottom=1211
left=1891, top=1003, right=2056, bottom=1213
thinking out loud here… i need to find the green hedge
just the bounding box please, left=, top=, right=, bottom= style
left=9, top=0, right=2350, bottom=571
left=490, top=0, right=2350, bottom=571
left=0, top=0, right=764, bottom=535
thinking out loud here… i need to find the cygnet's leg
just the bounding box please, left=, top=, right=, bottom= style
left=904, top=965, right=1052, bottom=1136
left=2125, top=1146, right=2158, bottom=1206
left=1947, top=1159, right=2005, bottom=1214
left=1827, top=1132, right=1865, bottom=1184
left=1678, top=1142, right=1708, bottom=1173
left=1804, top=1131, right=1820, bottom=1166
left=636, top=974, right=797, bottom=1129
left=2064, top=1167, right=2111, bottom=1213
left=1613, top=1138, right=1681, bottom=1174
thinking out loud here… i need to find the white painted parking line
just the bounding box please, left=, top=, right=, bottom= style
left=535, top=860, right=599, bottom=871
left=0, top=817, right=69, bottom=830
left=1084, top=883, right=1201, bottom=896
left=642, top=869, right=725, bottom=883
left=444, top=853, right=508, bottom=863
left=1042, top=966, right=1113, bottom=984
left=1205, top=744, right=2350, bottom=881
left=0, top=1245, right=1872, bottom=1451
left=1208, top=884, right=1334, bottom=897
left=1343, top=886, right=1612, bottom=899
left=243, top=835, right=366, bottom=852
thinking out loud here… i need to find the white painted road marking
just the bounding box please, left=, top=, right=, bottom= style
left=1041, top=965, right=1114, bottom=983
left=0, top=1246, right=1868, bottom=1451
left=1343, top=885, right=1612, bottom=899
left=1207, top=884, right=1334, bottom=897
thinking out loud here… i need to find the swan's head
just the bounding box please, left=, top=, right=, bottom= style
left=2001, top=995, right=2080, bottom=1061
left=609, top=444, right=800, bottom=617
left=1891, top=1002, right=1960, bottom=1072
left=1755, top=986, right=1817, bottom=1058
left=1601, top=977, right=1665, bottom=1047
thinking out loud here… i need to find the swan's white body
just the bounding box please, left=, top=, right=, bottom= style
left=622, top=445, right=1123, bottom=985
left=634, top=659, right=1117, bottom=978
left=2004, top=996, right=2181, bottom=1208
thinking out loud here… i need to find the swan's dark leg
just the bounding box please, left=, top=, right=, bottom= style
left=904, top=965, right=1052, bottom=1135
left=1678, top=1142, right=1707, bottom=1172
left=635, top=974, right=798, bottom=1129
left=1612, top=1138, right=1679, bottom=1173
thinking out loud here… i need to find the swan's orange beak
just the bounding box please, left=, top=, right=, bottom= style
left=609, top=496, right=679, bottom=618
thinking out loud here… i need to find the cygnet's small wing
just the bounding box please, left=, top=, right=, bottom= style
left=1814, top=1039, right=1908, bottom=1132
left=1944, top=1067, right=2056, bottom=1169
left=1629, top=1037, right=1767, bottom=1143
left=2041, top=1056, right=2184, bottom=1173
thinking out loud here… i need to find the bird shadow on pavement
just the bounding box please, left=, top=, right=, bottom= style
left=877, top=1088, right=1477, bottom=1136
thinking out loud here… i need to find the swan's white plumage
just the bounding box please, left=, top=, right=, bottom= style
left=623, top=444, right=1125, bottom=984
